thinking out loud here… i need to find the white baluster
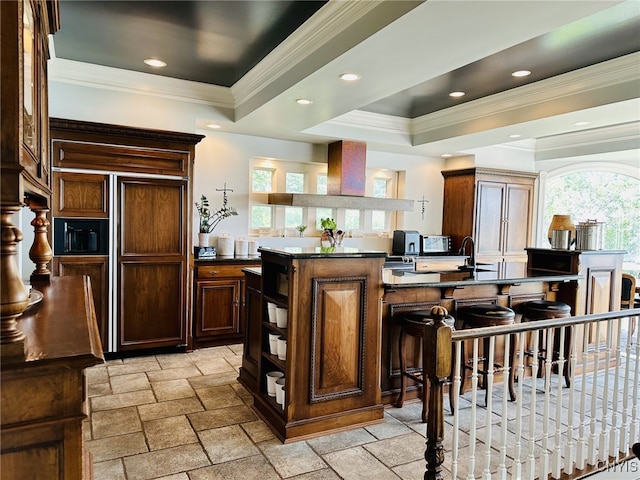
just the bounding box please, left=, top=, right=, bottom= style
left=497, top=333, right=510, bottom=480
left=483, top=335, right=495, bottom=480
left=541, top=326, right=554, bottom=479
left=587, top=321, right=602, bottom=465
left=452, top=339, right=462, bottom=479
left=552, top=326, right=567, bottom=478
left=525, top=332, right=539, bottom=480
left=468, top=337, right=479, bottom=480
left=619, top=316, right=633, bottom=455
left=576, top=321, right=591, bottom=470
left=511, top=331, right=526, bottom=479
left=609, top=317, right=623, bottom=458
left=598, top=319, right=613, bottom=462
left=564, top=324, right=578, bottom=474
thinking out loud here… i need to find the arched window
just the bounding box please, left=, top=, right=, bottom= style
left=543, top=166, right=640, bottom=276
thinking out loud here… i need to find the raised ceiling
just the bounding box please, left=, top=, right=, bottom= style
left=50, top=0, right=640, bottom=160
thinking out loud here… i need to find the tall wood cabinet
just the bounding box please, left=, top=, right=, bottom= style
left=50, top=119, right=203, bottom=353
left=442, top=168, right=538, bottom=262
left=242, top=247, right=386, bottom=442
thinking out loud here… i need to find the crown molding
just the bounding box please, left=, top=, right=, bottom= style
left=49, top=58, right=235, bottom=108
left=231, top=1, right=382, bottom=106
left=327, top=110, right=410, bottom=135
left=412, top=52, right=640, bottom=137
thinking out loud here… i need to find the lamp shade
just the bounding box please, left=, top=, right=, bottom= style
left=547, top=214, right=576, bottom=245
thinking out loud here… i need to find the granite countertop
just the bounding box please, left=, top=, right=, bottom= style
left=383, top=261, right=582, bottom=288
left=258, top=246, right=387, bottom=259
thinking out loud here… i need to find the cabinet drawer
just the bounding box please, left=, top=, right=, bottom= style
left=196, top=264, right=247, bottom=279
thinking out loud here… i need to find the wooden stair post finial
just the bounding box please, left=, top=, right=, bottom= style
left=28, top=206, right=53, bottom=282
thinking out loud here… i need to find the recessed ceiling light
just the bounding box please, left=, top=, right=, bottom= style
left=441, top=153, right=453, bottom=158
left=449, top=91, right=465, bottom=98
left=512, top=70, right=531, bottom=77
left=574, top=121, right=591, bottom=126
left=339, top=73, right=360, bottom=82
left=296, top=98, right=313, bottom=105
left=206, top=123, right=221, bottom=129
left=144, top=58, right=167, bottom=68
left=509, top=134, right=522, bottom=139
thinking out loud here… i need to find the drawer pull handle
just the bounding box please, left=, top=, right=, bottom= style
left=208, top=270, right=219, bottom=275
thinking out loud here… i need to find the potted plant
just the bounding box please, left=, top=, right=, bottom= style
left=195, top=193, right=238, bottom=246
left=320, top=218, right=344, bottom=247
left=296, top=224, right=307, bottom=237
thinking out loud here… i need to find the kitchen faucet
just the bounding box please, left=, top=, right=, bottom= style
left=458, top=236, right=476, bottom=268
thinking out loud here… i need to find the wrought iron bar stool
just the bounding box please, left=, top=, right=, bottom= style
left=458, top=304, right=517, bottom=404
left=520, top=300, right=572, bottom=387
left=396, top=307, right=455, bottom=422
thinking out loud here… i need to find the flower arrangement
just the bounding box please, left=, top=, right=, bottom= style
left=296, top=224, right=307, bottom=237
left=195, top=193, right=237, bottom=234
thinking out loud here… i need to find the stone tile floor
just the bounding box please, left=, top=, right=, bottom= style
left=85, top=344, right=434, bottom=480
left=85, top=343, right=638, bottom=480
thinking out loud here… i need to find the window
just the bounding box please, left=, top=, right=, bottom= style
left=252, top=168, right=274, bottom=192
left=284, top=207, right=303, bottom=228
left=316, top=208, right=333, bottom=229
left=344, top=209, right=360, bottom=230
left=544, top=171, right=640, bottom=276
left=249, top=157, right=401, bottom=237
left=251, top=205, right=272, bottom=229
left=317, top=174, right=327, bottom=194
left=286, top=172, right=304, bottom=193
left=371, top=210, right=386, bottom=230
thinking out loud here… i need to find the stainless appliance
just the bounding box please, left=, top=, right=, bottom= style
left=392, top=230, right=421, bottom=256
left=420, top=235, right=451, bottom=255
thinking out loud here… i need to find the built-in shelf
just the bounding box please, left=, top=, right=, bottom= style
left=268, top=193, right=414, bottom=211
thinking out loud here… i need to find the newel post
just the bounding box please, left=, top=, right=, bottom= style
left=423, top=305, right=453, bottom=480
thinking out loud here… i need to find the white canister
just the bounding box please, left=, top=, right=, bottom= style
left=276, top=307, right=288, bottom=329
left=275, top=377, right=285, bottom=406
left=266, top=371, right=284, bottom=397
left=248, top=239, right=259, bottom=256
left=217, top=234, right=234, bottom=256
left=268, top=333, right=279, bottom=355
left=235, top=237, right=248, bottom=256
left=277, top=336, right=287, bottom=361
left=267, top=302, right=277, bottom=323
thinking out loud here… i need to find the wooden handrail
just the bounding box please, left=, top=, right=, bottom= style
left=451, top=308, right=640, bottom=341
left=424, top=307, right=639, bottom=479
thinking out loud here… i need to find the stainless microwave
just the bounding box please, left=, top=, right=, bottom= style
left=420, top=235, right=451, bottom=255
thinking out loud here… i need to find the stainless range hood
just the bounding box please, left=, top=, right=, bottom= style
left=267, top=140, right=414, bottom=212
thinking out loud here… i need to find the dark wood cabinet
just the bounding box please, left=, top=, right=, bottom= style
left=52, top=256, right=109, bottom=350
left=50, top=119, right=203, bottom=353
left=248, top=248, right=385, bottom=442
left=442, top=168, right=537, bottom=262
left=239, top=267, right=262, bottom=392
left=193, top=260, right=259, bottom=349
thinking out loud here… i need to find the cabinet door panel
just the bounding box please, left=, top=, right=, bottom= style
left=53, top=172, right=109, bottom=217
left=52, top=256, right=109, bottom=350
left=310, top=278, right=365, bottom=402
left=120, top=180, right=184, bottom=255
left=196, top=280, right=239, bottom=336
left=119, top=261, right=185, bottom=349
left=475, top=181, right=505, bottom=256
left=503, top=184, right=533, bottom=256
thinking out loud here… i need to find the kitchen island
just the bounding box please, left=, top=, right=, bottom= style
left=240, top=252, right=586, bottom=439
left=239, top=246, right=387, bottom=442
